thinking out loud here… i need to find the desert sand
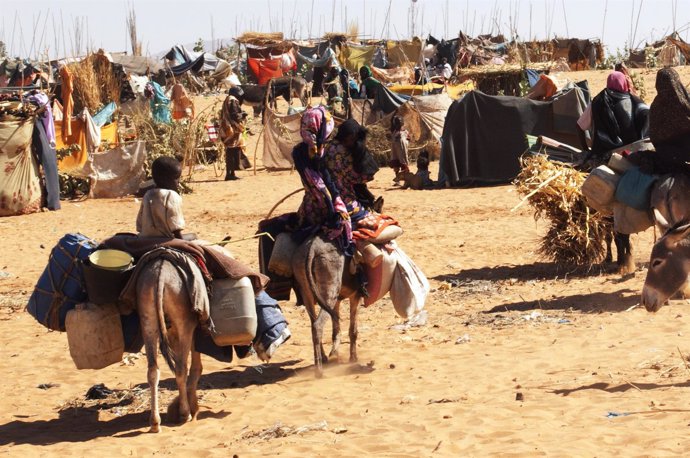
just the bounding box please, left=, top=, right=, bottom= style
left=1, top=68, right=690, bottom=457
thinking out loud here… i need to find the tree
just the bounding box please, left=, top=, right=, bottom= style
left=193, top=38, right=204, bottom=53
left=0, top=41, right=5, bottom=59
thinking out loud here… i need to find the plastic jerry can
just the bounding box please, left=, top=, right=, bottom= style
left=65, top=303, right=125, bottom=370
left=608, top=153, right=634, bottom=175
left=209, top=277, right=257, bottom=346
left=581, top=165, right=619, bottom=215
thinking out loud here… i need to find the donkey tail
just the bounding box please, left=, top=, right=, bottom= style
left=305, top=237, right=338, bottom=318
left=155, top=261, right=177, bottom=374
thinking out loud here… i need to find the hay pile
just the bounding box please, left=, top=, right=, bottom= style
left=513, top=154, right=612, bottom=268
left=68, top=53, right=121, bottom=114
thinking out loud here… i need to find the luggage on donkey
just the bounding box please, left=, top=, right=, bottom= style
left=209, top=276, right=258, bottom=346
left=26, top=233, right=99, bottom=331
left=581, top=165, right=619, bottom=215
left=389, top=243, right=430, bottom=319
left=65, top=302, right=125, bottom=370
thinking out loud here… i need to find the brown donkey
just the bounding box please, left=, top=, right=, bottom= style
left=136, top=258, right=203, bottom=432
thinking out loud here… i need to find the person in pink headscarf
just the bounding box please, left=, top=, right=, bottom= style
left=291, top=106, right=354, bottom=252
left=576, top=69, right=649, bottom=156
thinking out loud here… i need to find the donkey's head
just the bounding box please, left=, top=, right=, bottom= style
left=641, top=218, right=690, bottom=312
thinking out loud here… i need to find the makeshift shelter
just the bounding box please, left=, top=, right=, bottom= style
left=454, top=61, right=555, bottom=96
left=0, top=119, right=42, bottom=216
left=519, top=38, right=604, bottom=70
left=440, top=86, right=588, bottom=186
left=110, top=54, right=163, bottom=75
left=338, top=43, right=377, bottom=73
left=386, top=38, right=423, bottom=67
left=627, top=33, right=690, bottom=68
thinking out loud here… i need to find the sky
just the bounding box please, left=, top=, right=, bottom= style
left=2, top=0, right=689, bottom=60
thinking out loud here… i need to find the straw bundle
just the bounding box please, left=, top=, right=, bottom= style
left=236, top=32, right=284, bottom=45
left=513, top=154, right=612, bottom=268
left=68, top=53, right=121, bottom=113
left=455, top=61, right=555, bottom=78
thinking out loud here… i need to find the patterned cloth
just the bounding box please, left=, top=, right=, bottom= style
left=300, top=105, right=334, bottom=158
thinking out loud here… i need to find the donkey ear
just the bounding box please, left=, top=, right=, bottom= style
left=666, top=222, right=690, bottom=244
left=653, top=208, right=670, bottom=230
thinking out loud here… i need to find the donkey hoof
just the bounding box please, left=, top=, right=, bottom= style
left=149, top=424, right=161, bottom=433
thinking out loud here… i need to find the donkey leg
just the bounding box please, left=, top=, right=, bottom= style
left=349, top=296, right=360, bottom=363
left=329, top=300, right=342, bottom=359
left=615, top=232, right=635, bottom=274
left=144, top=336, right=161, bottom=433
left=172, top=337, right=193, bottom=424
left=187, top=348, right=203, bottom=420
left=305, top=302, right=325, bottom=377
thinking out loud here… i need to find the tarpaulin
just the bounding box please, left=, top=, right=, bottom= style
left=338, top=43, right=376, bottom=73
left=247, top=57, right=284, bottom=85
left=389, top=82, right=445, bottom=96
left=56, top=121, right=119, bottom=172
left=371, top=66, right=414, bottom=84
left=386, top=40, right=422, bottom=66
left=0, top=119, right=41, bottom=216
left=440, top=88, right=586, bottom=186
left=411, top=93, right=454, bottom=141
left=262, top=109, right=302, bottom=169
left=296, top=46, right=338, bottom=68
left=77, top=140, right=146, bottom=198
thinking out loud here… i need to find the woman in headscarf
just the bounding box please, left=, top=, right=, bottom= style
left=291, top=105, right=350, bottom=250
left=576, top=70, right=649, bottom=156
left=358, top=65, right=382, bottom=99
left=144, top=81, right=171, bottom=124
left=324, top=119, right=397, bottom=262
left=648, top=67, right=690, bottom=173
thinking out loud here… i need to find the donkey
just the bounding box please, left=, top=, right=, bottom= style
left=136, top=258, right=203, bottom=432
left=292, top=235, right=362, bottom=378
left=641, top=221, right=690, bottom=312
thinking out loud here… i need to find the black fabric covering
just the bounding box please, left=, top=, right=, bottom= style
left=440, top=89, right=586, bottom=186
left=591, top=89, right=649, bottom=155
left=373, top=85, right=409, bottom=114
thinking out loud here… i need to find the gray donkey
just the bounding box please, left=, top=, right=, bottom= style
left=136, top=258, right=203, bottom=432
left=641, top=221, right=690, bottom=312
left=292, top=235, right=362, bottom=377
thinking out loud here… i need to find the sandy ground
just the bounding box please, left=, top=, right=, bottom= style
left=1, top=69, right=690, bottom=457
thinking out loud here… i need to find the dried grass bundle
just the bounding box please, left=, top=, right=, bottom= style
left=455, top=61, right=555, bottom=78
left=236, top=32, right=284, bottom=45
left=68, top=53, right=121, bottom=113
left=68, top=59, right=100, bottom=113
left=513, top=154, right=612, bottom=268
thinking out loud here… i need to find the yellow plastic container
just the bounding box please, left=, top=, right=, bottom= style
left=88, top=249, right=133, bottom=271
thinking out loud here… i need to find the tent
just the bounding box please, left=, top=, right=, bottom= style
left=440, top=87, right=587, bottom=186
left=110, top=55, right=163, bottom=75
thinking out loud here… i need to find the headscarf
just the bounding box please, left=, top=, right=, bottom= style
left=359, top=65, right=373, bottom=80
left=334, top=119, right=379, bottom=176
left=300, top=105, right=334, bottom=157
left=650, top=67, right=690, bottom=145
left=606, top=71, right=629, bottom=93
